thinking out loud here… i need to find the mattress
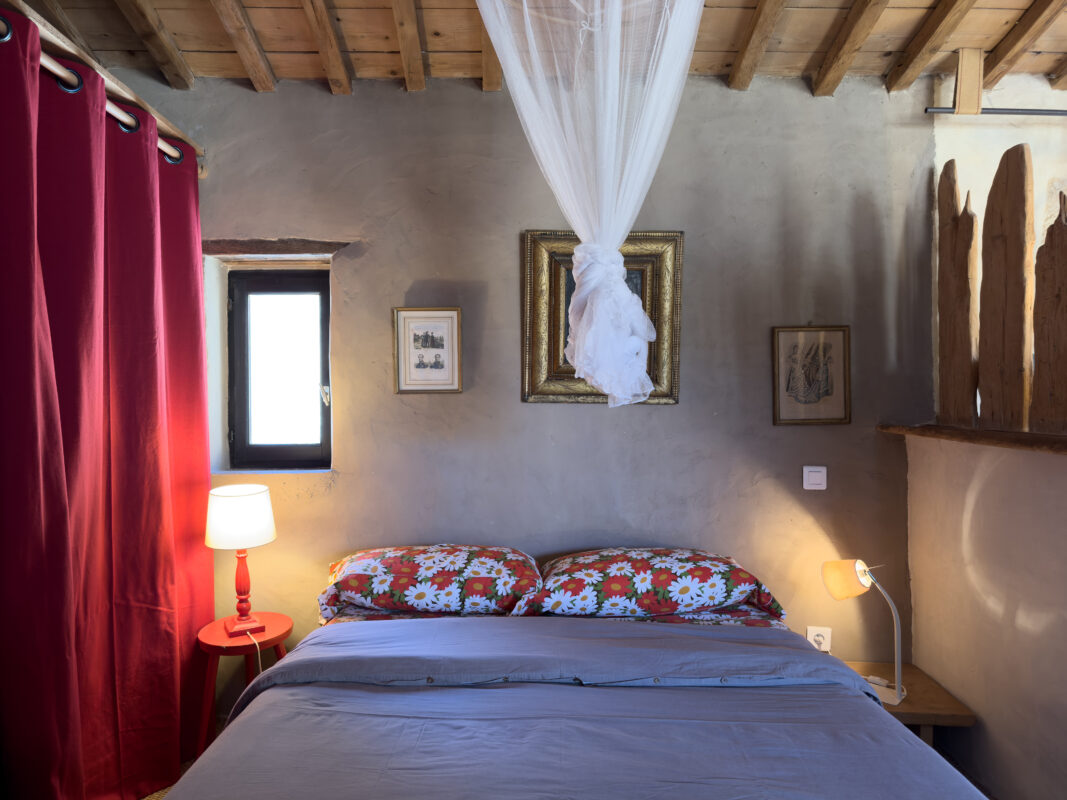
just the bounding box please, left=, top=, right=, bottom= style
left=170, top=616, right=985, bottom=799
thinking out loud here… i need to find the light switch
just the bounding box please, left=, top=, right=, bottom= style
left=803, top=465, right=827, bottom=490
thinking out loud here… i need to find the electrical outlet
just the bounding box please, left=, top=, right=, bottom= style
left=806, top=625, right=832, bottom=652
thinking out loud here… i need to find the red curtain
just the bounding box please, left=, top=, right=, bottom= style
left=0, top=10, right=213, bottom=799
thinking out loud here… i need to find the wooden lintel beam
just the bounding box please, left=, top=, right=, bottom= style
left=34, top=0, right=94, bottom=56
left=480, top=18, right=501, bottom=92
left=812, top=0, right=889, bottom=97
left=886, top=0, right=979, bottom=92
left=1051, top=56, right=1067, bottom=89
left=301, top=0, right=351, bottom=95
left=209, top=0, right=276, bottom=92
left=112, top=0, right=196, bottom=90
left=391, top=0, right=425, bottom=91
left=728, top=0, right=786, bottom=90
left=984, top=0, right=1067, bottom=89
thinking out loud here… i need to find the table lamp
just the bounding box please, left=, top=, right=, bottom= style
left=206, top=484, right=277, bottom=637
left=821, top=558, right=906, bottom=706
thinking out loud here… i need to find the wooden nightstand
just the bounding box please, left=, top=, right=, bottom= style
left=197, top=611, right=293, bottom=755
left=847, top=661, right=977, bottom=745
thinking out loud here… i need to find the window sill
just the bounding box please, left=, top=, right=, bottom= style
left=877, top=424, right=1067, bottom=455
left=212, top=468, right=334, bottom=476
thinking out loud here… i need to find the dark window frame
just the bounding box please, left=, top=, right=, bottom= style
left=228, top=269, right=331, bottom=469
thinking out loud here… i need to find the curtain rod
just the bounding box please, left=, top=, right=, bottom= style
left=925, top=106, right=1067, bottom=117
left=0, top=15, right=185, bottom=163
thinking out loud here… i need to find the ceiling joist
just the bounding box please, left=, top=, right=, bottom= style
left=886, top=0, right=979, bottom=93
left=33, top=0, right=94, bottom=57
left=112, top=0, right=195, bottom=90
left=391, top=0, right=425, bottom=92
left=984, top=0, right=1067, bottom=89
left=728, top=0, right=787, bottom=91
left=209, top=0, right=276, bottom=92
left=301, top=0, right=351, bottom=95
left=1051, top=59, right=1067, bottom=90
left=812, top=0, right=890, bottom=97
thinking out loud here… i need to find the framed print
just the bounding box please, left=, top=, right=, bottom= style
left=393, top=307, right=462, bottom=393
left=772, top=326, right=850, bottom=425
left=521, top=230, right=682, bottom=404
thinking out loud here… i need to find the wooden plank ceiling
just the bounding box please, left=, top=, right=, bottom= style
left=22, top=0, right=1067, bottom=95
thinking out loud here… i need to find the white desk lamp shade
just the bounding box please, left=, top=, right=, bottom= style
left=205, top=484, right=277, bottom=550
left=821, top=557, right=905, bottom=706
left=821, top=558, right=873, bottom=600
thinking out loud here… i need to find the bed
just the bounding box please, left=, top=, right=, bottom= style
left=170, top=613, right=984, bottom=799
left=170, top=546, right=983, bottom=798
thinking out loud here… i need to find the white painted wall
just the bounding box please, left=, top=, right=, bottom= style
left=907, top=437, right=1067, bottom=800
left=933, top=74, right=1067, bottom=235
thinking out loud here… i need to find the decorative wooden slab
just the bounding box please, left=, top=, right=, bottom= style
left=937, top=161, right=980, bottom=427
left=979, top=143, right=1035, bottom=432
left=1031, top=192, right=1067, bottom=434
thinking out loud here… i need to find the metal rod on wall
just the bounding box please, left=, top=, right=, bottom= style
left=0, top=15, right=186, bottom=162
left=926, top=106, right=1067, bottom=117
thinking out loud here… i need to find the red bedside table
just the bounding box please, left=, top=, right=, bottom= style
left=196, top=611, right=293, bottom=755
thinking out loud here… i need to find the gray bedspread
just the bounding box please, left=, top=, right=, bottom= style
left=171, top=617, right=985, bottom=799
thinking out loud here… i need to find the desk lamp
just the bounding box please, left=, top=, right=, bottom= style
left=822, top=559, right=906, bottom=706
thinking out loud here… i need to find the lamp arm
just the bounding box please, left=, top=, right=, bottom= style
left=867, top=571, right=903, bottom=704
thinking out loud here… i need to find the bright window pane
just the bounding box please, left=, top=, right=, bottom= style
left=248, top=293, right=321, bottom=445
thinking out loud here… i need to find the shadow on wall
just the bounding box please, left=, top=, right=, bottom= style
left=709, top=181, right=924, bottom=661
left=403, top=280, right=490, bottom=390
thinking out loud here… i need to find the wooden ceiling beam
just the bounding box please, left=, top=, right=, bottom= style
left=1051, top=57, right=1067, bottom=89
left=886, top=0, right=979, bottom=92
left=301, top=0, right=351, bottom=95
left=729, top=0, right=787, bottom=90
left=480, top=18, right=501, bottom=92
left=32, top=0, right=94, bottom=56
left=812, top=0, right=889, bottom=97
left=984, top=0, right=1067, bottom=89
left=209, top=0, right=276, bottom=92
left=112, top=0, right=195, bottom=90
left=2, top=0, right=204, bottom=155
left=391, top=0, right=425, bottom=91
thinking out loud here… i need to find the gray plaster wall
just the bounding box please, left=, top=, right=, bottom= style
left=118, top=72, right=934, bottom=666
left=907, top=437, right=1067, bottom=800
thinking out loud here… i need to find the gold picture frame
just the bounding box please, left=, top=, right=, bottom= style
left=772, top=326, right=850, bottom=424
left=393, top=307, right=462, bottom=393
left=521, top=230, right=683, bottom=404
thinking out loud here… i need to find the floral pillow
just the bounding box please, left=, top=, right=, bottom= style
left=318, top=544, right=543, bottom=622
left=512, top=547, right=784, bottom=619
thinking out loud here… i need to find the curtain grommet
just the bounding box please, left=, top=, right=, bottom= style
left=0, top=14, right=13, bottom=43
left=163, top=145, right=185, bottom=165
left=57, top=68, right=83, bottom=94
left=117, top=114, right=141, bottom=134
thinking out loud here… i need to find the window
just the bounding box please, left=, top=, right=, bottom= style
left=228, top=270, right=331, bottom=469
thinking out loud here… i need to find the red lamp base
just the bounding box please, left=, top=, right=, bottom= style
left=224, top=614, right=266, bottom=637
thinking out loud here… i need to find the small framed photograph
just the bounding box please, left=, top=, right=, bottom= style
left=393, top=307, right=462, bottom=393
left=772, top=326, right=850, bottom=425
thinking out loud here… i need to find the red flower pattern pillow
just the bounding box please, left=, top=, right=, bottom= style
left=513, top=547, right=784, bottom=619
left=318, top=544, right=543, bottom=621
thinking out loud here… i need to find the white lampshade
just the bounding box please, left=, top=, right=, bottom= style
left=205, top=484, right=277, bottom=550
left=821, top=559, right=873, bottom=600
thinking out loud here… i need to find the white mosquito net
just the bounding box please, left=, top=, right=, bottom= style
left=477, top=0, right=703, bottom=406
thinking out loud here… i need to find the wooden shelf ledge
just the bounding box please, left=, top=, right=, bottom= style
left=877, top=423, right=1067, bottom=455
